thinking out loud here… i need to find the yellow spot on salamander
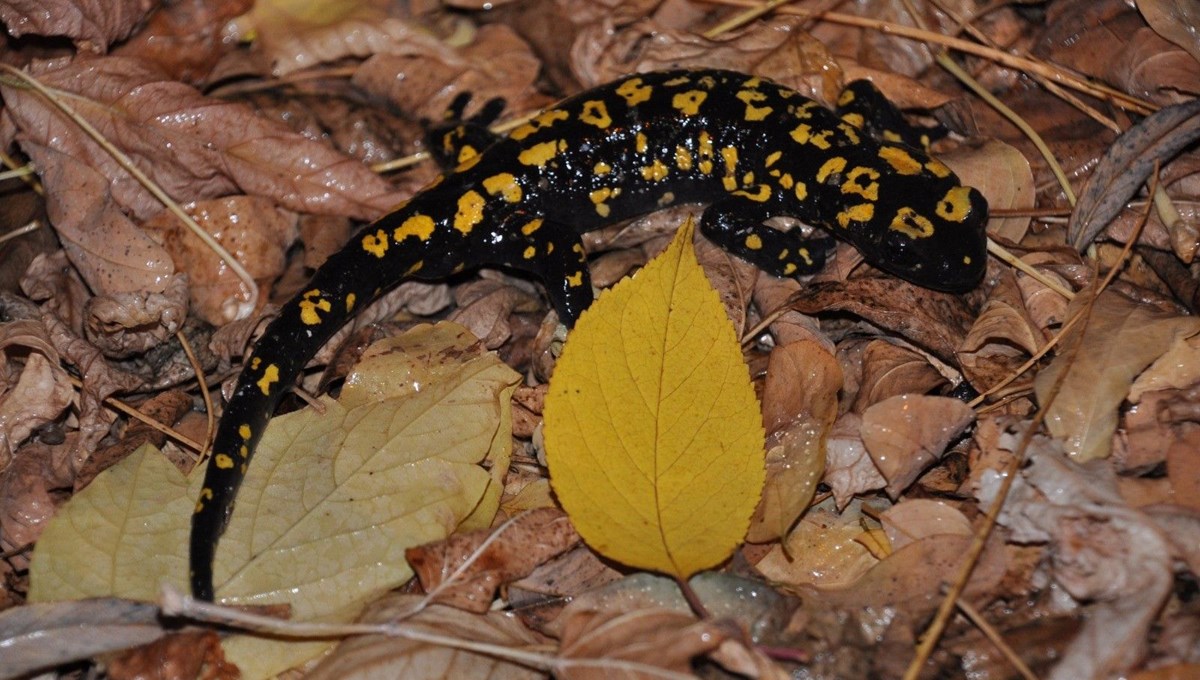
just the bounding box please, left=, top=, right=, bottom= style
left=346, top=293, right=356, bottom=311
left=838, top=88, right=856, bottom=107
left=841, top=112, right=865, bottom=129
left=641, top=159, right=669, bottom=182
left=925, top=159, right=952, bottom=178
left=404, top=261, right=424, bottom=276
left=635, top=132, right=648, bottom=154
left=594, top=161, right=612, bottom=175
left=745, top=234, right=763, bottom=250
left=736, top=89, right=773, bottom=121
left=523, top=245, right=536, bottom=259
left=457, top=145, right=478, bottom=163
left=837, top=203, right=875, bottom=228
left=698, top=131, right=714, bottom=174
left=256, top=363, right=279, bottom=395
left=590, top=188, right=613, bottom=217
left=518, top=140, right=561, bottom=167
left=362, top=229, right=389, bottom=258
left=239, top=444, right=248, bottom=457
left=879, top=146, right=922, bottom=175
left=672, top=90, right=707, bottom=116
left=394, top=214, right=436, bottom=242
left=566, top=271, right=584, bottom=287
left=616, top=77, right=652, bottom=106
left=675, top=146, right=693, bottom=171
left=250, top=357, right=261, bottom=370
left=799, top=248, right=813, bottom=265
left=882, top=130, right=904, bottom=143
left=784, top=263, right=798, bottom=275
left=937, top=186, right=973, bottom=222
left=721, top=146, right=738, bottom=176
left=816, top=157, right=848, bottom=184
left=215, top=454, right=234, bottom=470
left=483, top=173, right=522, bottom=203
left=794, top=182, right=808, bottom=200
left=790, top=123, right=833, bottom=150
left=723, top=176, right=738, bottom=191
left=239, top=424, right=252, bottom=440
left=733, top=184, right=772, bottom=202
left=299, top=289, right=330, bottom=325
left=521, top=218, right=543, bottom=235
left=579, top=100, right=612, bottom=128
left=455, top=190, right=485, bottom=234
left=793, top=100, right=819, bottom=119
left=890, top=207, right=935, bottom=238
left=454, top=153, right=481, bottom=172
left=765, top=151, right=782, bottom=167
left=195, top=487, right=213, bottom=513
left=664, top=75, right=691, bottom=87
left=837, top=122, right=861, bottom=145
left=842, top=166, right=880, bottom=201
left=510, top=108, right=569, bottom=140
left=778, top=172, right=794, bottom=189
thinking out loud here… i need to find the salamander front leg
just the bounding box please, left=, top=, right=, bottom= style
left=496, top=217, right=594, bottom=326
left=699, top=198, right=833, bottom=279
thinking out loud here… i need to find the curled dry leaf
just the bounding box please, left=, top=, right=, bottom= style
left=748, top=340, right=839, bottom=543
left=1067, top=96, right=1200, bottom=251
left=449, top=278, right=544, bottom=350
left=142, top=196, right=299, bottom=326
left=0, top=319, right=71, bottom=463
left=1129, top=332, right=1200, bottom=402
left=1108, top=27, right=1200, bottom=105
left=0, top=0, right=154, bottom=53
left=19, top=251, right=91, bottom=335
left=861, top=395, right=975, bottom=498
left=986, top=431, right=1174, bottom=679
left=83, top=274, right=189, bottom=359
left=406, top=507, right=581, bottom=614
left=2, top=56, right=404, bottom=223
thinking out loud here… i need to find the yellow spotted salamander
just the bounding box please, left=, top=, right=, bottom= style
left=191, top=69, right=987, bottom=600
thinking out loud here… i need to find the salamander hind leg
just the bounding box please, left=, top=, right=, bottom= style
left=699, top=198, right=832, bottom=279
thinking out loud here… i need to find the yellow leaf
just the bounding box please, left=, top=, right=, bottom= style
left=544, top=219, right=765, bottom=579
left=30, top=322, right=518, bottom=678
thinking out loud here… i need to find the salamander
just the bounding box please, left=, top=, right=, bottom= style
left=190, top=69, right=988, bottom=600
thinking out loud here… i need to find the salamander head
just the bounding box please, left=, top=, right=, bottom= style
left=861, top=178, right=988, bottom=293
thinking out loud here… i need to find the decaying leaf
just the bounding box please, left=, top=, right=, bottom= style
left=544, top=219, right=765, bottom=579
left=861, top=395, right=976, bottom=498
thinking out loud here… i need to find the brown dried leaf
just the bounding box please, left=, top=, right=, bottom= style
left=880, top=499, right=972, bottom=551
left=0, top=0, right=154, bottom=53
left=143, top=197, right=299, bottom=326
left=753, top=498, right=880, bottom=589
left=1130, top=333, right=1200, bottom=402
left=788, top=280, right=977, bottom=363
left=0, top=352, right=72, bottom=466
left=824, top=413, right=886, bottom=507
left=1138, top=0, right=1200, bottom=63
left=353, top=24, right=543, bottom=122
left=1035, top=289, right=1200, bottom=461
left=941, top=139, right=1034, bottom=244
left=449, top=278, right=543, bottom=350
left=852, top=340, right=944, bottom=413
left=1109, top=27, right=1200, bottom=105
left=3, top=56, right=402, bottom=222
left=106, top=630, right=237, bottom=680
left=111, top=0, right=253, bottom=83
left=407, top=508, right=581, bottom=613
left=83, top=274, right=189, bottom=358
left=557, top=608, right=726, bottom=680
left=748, top=341, right=838, bottom=543
left=861, top=395, right=975, bottom=498
left=30, top=144, right=175, bottom=296
left=306, top=593, right=544, bottom=680
left=988, top=433, right=1174, bottom=678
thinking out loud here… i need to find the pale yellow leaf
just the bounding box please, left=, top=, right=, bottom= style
left=30, top=322, right=518, bottom=678
left=544, top=219, right=765, bottom=579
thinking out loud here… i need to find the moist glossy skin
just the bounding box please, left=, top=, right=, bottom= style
left=190, top=69, right=988, bottom=600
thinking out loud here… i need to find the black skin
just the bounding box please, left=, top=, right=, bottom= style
left=190, top=69, right=988, bottom=601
